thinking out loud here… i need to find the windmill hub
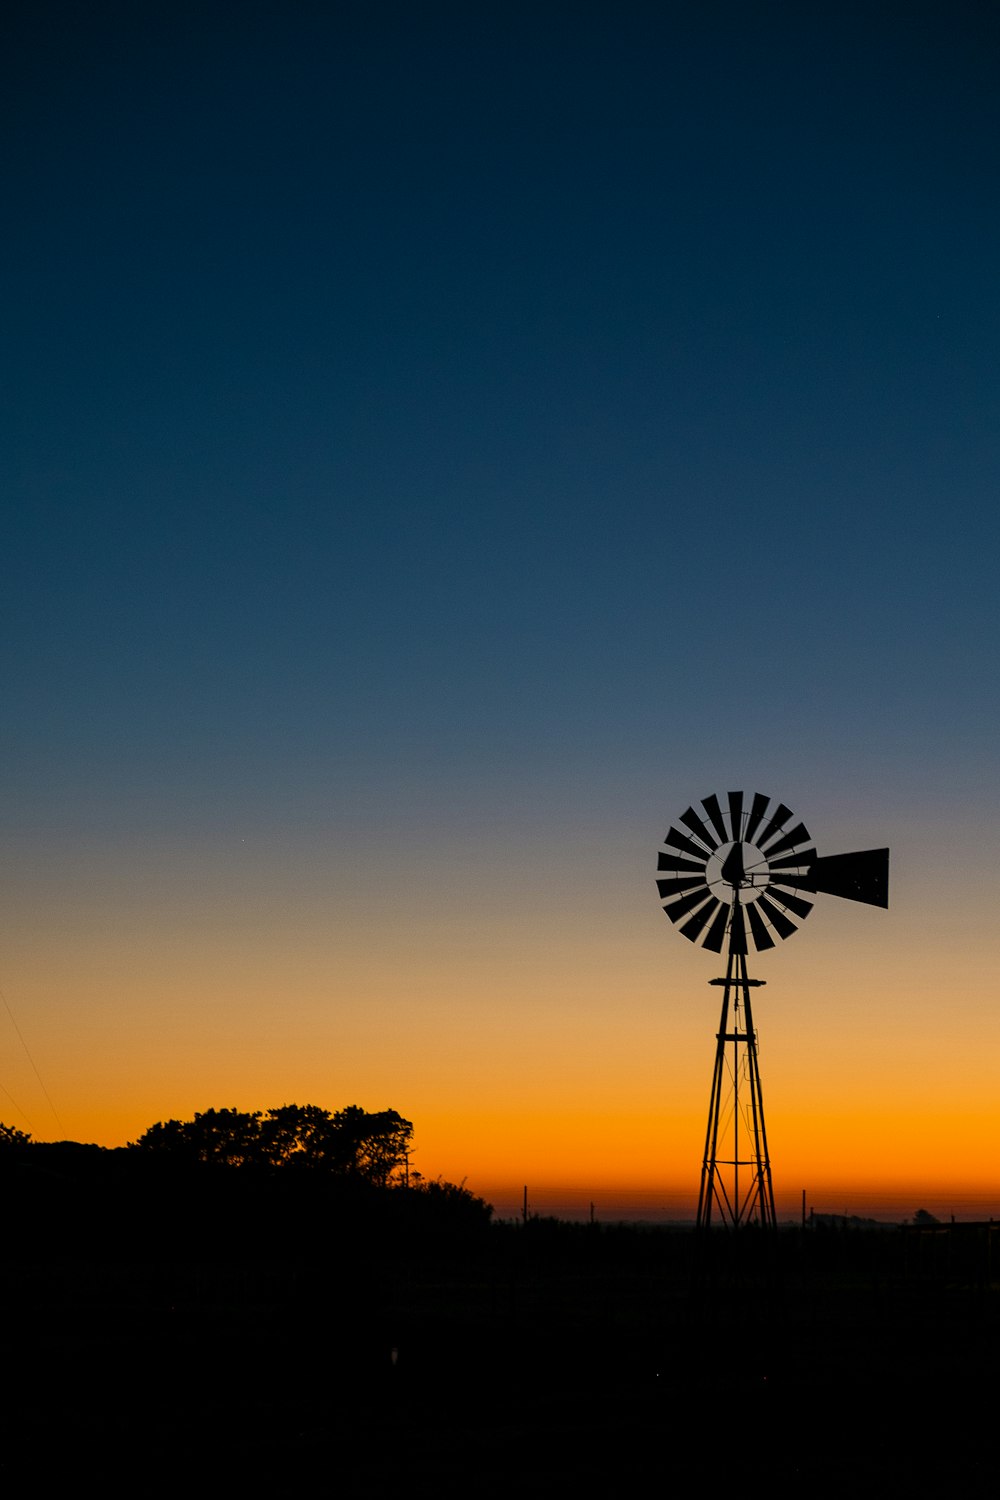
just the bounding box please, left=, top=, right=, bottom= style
left=706, top=841, right=770, bottom=902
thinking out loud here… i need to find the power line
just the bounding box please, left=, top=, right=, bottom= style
left=0, top=985, right=63, bottom=1137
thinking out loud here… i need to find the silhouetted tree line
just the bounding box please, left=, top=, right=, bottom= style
left=0, top=1104, right=414, bottom=1181
left=0, top=1105, right=494, bottom=1259
left=130, top=1103, right=413, bottom=1185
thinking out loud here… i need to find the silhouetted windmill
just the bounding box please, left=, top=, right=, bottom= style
left=656, top=792, right=888, bottom=1228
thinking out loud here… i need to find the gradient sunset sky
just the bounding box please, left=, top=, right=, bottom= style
left=4, top=2, right=999, bottom=1219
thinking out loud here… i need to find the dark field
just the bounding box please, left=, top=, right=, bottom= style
left=2, top=1158, right=996, bottom=1492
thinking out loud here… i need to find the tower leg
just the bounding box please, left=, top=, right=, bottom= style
left=739, top=953, right=775, bottom=1228
left=697, top=950, right=734, bottom=1227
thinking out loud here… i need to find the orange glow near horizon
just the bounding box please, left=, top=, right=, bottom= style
left=2, top=817, right=998, bottom=1222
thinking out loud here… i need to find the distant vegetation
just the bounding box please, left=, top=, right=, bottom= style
left=130, top=1103, right=414, bottom=1184
left=0, top=1104, right=493, bottom=1244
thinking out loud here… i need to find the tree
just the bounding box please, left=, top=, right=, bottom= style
left=330, top=1106, right=412, bottom=1186
left=0, top=1123, right=31, bottom=1149
left=258, top=1103, right=343, bottom=1168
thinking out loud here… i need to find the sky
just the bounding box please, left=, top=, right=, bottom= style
left=3, top=1, right=999, bottom=1220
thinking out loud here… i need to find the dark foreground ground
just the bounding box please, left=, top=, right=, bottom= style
left=2, top=1161, right=996, bottom=1493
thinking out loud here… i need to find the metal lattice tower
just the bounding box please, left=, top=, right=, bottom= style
left=697, top=902, right=774, bottom=1229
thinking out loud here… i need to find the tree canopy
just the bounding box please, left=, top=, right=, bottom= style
left=130, top=1103, right=413, bottom=1185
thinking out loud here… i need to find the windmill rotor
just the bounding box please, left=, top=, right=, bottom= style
left=656, top=791, right=888, bottom=955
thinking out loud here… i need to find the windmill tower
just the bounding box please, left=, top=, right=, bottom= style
left=656, top=792, right=889, bottom=1229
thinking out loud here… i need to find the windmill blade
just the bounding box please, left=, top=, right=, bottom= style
left=756, top=894, right=799, bottom=941
left=727, top=791, right=744, bottom=841
left=728, top=902, right=748, bottom=955
left=700, top=794, right=729, bottom=845
left=663, top=888, right=715, bottom=923
left=702, top=903, right=730, bottom=953
left=744, top=792, right=770, bottom=844
left=746, top=902, right=776, bottom=951
left=679, top=806, right=718, bottom=851
left=657, top=875, right=708, bottom=900
left=755, top=802, right=792, bottom=850
left=765, top=886, right=814, bottom=921
left=809, top=848, right=889, bottom=908
left=766, top=847, right=817, bottom=871
left=760, top=821, right=810, bottom=858
left=680, top=896, right=720, bottom=943
left=663, top=827, right=712, bottom=863
left=657, top=851, right=710, bottom=875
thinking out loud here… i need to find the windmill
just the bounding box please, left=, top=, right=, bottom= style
left=656, top=792, right=888, bottom=1229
